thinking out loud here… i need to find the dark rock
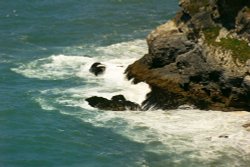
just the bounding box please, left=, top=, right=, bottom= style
left=236, top=7, right=250, bottom=40
left=175, top=11, right=191, bottom=25
left=111, top=95, right=126, bottom=102
left=242, top=123, right=250, bottom=128
left=190, top=11, right=217, bottom=30
left=89, top=62, right=106, bottom=76
left=147, top=31, right=195, bottom=69
left=142, top=86, right=187, bottom=110
left=219, top=135, right=229, bottom=138
left=125, top=0, right=250, bottom=111
left=86, top=96, right=110, bottom=108
left=86, top=95, right=141, bottom=111
left=178, top=0, right=250, bottom=29
left=217, top=0, right=250, bottom=29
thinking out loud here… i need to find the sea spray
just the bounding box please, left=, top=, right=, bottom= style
left=12, top=39, right=150, bottom=104
left=12, top=40, right=250, bottom=166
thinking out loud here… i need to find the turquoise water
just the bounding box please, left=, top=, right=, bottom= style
left=1, top=1, right=250, bottom=167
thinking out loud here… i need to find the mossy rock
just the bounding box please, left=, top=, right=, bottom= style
left=203, top=27, right=250, bottom=63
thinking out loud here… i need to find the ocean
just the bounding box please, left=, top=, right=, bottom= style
left=1, top=0, right=250, bottom=166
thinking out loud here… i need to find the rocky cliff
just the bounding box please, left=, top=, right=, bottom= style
left=126, top=0, right=250, bottom=111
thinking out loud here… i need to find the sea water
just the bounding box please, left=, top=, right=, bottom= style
left=1, top=0, right=250, bottom=167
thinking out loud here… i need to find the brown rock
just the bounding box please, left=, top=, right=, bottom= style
left=242, top=123, right=250, bottom=128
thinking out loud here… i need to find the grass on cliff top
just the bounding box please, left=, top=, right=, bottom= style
left=203, top=27, right=250, bottom=63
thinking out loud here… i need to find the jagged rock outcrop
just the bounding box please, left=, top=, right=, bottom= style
left=126, top=0, right=250, bottom=111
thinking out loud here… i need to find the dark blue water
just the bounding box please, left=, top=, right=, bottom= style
left=0, top=1, right=179, bottom=167
left=2, top=1, right=250, bottom=167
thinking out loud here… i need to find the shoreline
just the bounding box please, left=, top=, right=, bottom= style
left=125, top=0, right=250, bottom=111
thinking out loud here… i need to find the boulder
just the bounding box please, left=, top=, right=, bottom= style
left=89, top=62, right=106, bottom=76
left=86, top=95, right=141, bottom=111
left=243, top=123, right=250, bottom=131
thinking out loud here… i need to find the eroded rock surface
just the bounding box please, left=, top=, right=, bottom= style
left=126, top=0, right=250, bottom=111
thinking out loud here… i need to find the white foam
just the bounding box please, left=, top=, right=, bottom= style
left=35, top=97, right=56, bottom=111
left=36, top=84, right=250, bottom=164
left=95, top=39, right=147, bottom=59
left=12, top=39, right=149, bottom=104
left=37, top=96, right=250, bottom=165
left=78, top=109, right=250, bottom=165
left=13, top=39, right=250, bottom=165
left=12, top=54, right=95, bottom=80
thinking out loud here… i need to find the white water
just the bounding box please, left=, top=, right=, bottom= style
left=12, top=40, right=250, bottom=166
left=12, top=39, right=149, bottom=104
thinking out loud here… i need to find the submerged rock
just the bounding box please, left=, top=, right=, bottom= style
left=243, top=123, right=250, bottom=128
left=125, top=0, right=250, bottom=111
left=86, top=95, right=141, bottom=111
left=218, top=135, right=229, bottom=138
left=243, top=123, right=250, bottom=131
left=89, top=62, right=106, bottom=76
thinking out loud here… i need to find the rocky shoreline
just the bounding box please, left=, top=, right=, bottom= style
left=86, top=0, right=250, bottom=112
left=125, top=0, right=250, bottom=111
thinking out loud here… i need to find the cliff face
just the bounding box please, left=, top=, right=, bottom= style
left=126, top=0, right=250, bottom=111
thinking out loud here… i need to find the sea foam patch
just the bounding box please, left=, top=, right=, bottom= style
left=12, top=39, right=250, bottom=166
left=36, top=93, right=250, bottom=166
left=12, top=39, right=150, bottom=104
left=12, top=55, right=95, bottom=80
left=76, top=109, right=250, bottom=166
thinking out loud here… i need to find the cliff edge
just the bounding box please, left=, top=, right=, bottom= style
left=126, top=0, right=250, bottom=111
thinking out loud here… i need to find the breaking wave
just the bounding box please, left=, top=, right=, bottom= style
left=12, top=39, right=250, bottom=166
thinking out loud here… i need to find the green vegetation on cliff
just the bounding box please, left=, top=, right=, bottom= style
left=203, top=27, right=250, bottom=63
left=203, top=27, right=220, bottom=44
